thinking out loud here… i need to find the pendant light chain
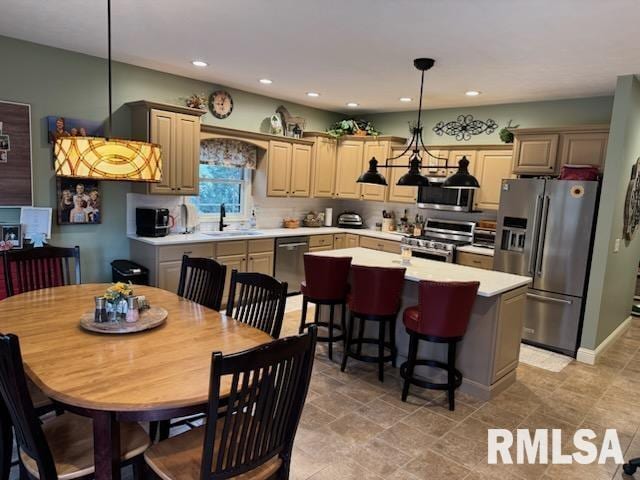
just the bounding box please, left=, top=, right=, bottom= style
left=107, top=0, right=113, bottom=139
left=413, top=68, right=425, bottom=156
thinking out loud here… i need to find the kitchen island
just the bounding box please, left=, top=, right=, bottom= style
left=311, top=247, right=531, bottom=400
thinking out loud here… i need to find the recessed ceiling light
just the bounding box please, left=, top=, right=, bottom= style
left=306, top=92, right=320, bottom=97
left=399, top=97, right=412, bottom=102
left=346, top=102, right=359, bottom=107
left=191, top=60, right=208, bottom=67
left=259, top=78, right=273, bottom=84
left=465, top=90, right=481, bottom=96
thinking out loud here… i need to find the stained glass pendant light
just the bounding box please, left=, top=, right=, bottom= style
left=54, top=0, right=161, bottom=182
left=356, top=58, right=480, bottom=189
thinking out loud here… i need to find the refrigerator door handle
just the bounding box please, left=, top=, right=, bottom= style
left=535, top=195, right=550, bottom=276
left=528, top=195, right=544, bottom=275
left=526, top=292, right=573, bottom=305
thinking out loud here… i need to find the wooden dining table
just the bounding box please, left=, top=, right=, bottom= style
left=0, top=283, right=273, bottom=480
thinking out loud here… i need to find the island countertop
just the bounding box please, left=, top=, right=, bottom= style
left=310, top=247, right=531, bottom=297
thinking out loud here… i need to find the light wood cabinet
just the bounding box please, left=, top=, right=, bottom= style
left=360, top=141, right=390, bottom=201
left=334, top=140, right=364, bottom=199
left=345, top=234, right=359, bottom=248
left=448, top=150, right=477, bottom=177
left=512, top=134, right=559, bottom=174
left=247, top=251, right=274, bottom=276
left=217, top=254, right=246, bottom=305
left=309, top=245, right=334, bottom=252
left=457, top=251, right=494, bottom=270
left=333, top=234, right=346, bottom=249
left=310, top=136, right=337, bottom=197
left=267, top=140, right=313, bottom=197
left=559, top=132, right=608, bottom=169
left=157, top=261, right=182, bottom=294
left=425, top=149, right=449, bottom=176
left=128, top=101, right=205, bottom=195
left=387, top=150, right=418, bottom=204
left=309, top=234, right=333, bottom=249
left=359, top=236, right=401, bottom=254
left=474, top=150, right=515, bottom=211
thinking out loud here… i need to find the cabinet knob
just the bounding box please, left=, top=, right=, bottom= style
left=177, top=187, right=181, bottom=190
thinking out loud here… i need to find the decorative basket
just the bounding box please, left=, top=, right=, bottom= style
left=303, top=218, right=323, bottom=227
left=283, top=219, right=300, bottom=228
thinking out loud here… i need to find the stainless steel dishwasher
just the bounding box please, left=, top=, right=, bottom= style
left=275, top=236, right=309, bottom=295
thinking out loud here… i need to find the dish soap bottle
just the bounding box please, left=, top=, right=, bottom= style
left=249, top=209, right=257, bottom=230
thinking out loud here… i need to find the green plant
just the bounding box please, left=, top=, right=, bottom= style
left=499, top=120, right=519, bottom=144
left=326, top=119, right=380, bottom=138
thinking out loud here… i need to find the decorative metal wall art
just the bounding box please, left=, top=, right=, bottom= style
left=433, top=115, right=498, bottom=141
left=623, top=158, right=640, bottom=240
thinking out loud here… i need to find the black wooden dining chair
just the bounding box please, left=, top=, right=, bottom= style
left=3, top=245, right=81, bottom=297
left=0, top=333, right=150, bottom=480
left=177, top=255, right=226, bottom=310
left=144, top=327, right=317, bottom=480
left=226, top=270, right=288, bottom=339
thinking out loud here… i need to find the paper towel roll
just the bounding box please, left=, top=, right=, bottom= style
left=324, top=208, right=333, bottom=227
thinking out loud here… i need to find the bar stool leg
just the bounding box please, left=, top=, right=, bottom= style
left=340, top=302, right=347, bottom=350
left=402, top=334, right=418, bottom=402
left=328, top=304, right=335, bottom=361
left=341, top=312, right=354, bottom=372
left=447, top=341, right=457, bottom=411
left=314, top=303, right=320, bottom=326
left=378, top=320, right=385, bottom=382
left=299, top=297, right=308, bottom=334
left=389, top=319, right=397, bottom=368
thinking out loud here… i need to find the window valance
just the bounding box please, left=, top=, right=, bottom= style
left=200, top=139, right=257, bottom=169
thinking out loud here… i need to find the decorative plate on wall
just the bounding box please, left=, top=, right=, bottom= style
left=209, top=90, right=234, bottom=119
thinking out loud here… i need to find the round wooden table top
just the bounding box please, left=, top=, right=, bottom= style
left=0, top=284, right=273, bottom=413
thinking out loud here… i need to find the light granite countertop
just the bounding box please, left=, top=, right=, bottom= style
left=128, top=227, right=408, bottom=246
left=310, top=247, right=530, bottom=297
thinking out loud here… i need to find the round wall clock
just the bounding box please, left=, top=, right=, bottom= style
left=209, top=90, right=233, bottom=119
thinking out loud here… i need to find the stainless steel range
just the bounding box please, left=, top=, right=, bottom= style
left=401, top=218, right=475, bottom=262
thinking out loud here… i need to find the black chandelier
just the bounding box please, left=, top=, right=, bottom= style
left=356, top=58, right=480, bottom=189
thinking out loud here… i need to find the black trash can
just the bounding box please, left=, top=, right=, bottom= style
left=111, top=260, right=149, bottom=285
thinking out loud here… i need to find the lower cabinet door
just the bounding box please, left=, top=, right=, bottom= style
left=158, top=260, right=182, bottom=294
left=217, top=254, right=247, bottom=307
left=345, top=234, right=359, bottom=248
left=247, top=252, right=274, bottom=276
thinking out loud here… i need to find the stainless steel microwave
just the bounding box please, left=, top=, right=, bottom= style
left=417, top=178, right=475, bottom=212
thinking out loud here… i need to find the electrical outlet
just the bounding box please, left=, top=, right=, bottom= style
left=614, top=238, right=621, bottom=253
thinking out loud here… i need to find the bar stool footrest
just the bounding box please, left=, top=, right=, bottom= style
left=345, top=338, right=394, bottom=363
left=300, top=321, right=345, bottom=343
left=400, top=359, right=462, bottom=390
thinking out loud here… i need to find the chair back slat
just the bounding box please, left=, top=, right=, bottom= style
left=177, top=256, right=226, bottom=311
left=202, top=328, right=317, bottom=479
left=0, top=334, right=57, bottom=479
left=225, top=270, right=287, bottom=339
left=3, top=246, right=80, bottom=297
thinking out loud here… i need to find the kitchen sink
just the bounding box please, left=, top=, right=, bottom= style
left=202, top=231, right=264, bottom=237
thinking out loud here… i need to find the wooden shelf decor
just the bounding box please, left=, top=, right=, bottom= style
left=0, top=101, right=32, bottom=206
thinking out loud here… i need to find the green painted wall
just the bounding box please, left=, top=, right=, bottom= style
left=0, top=35, right=340, bottom=282
left=581, top=75, right=640, bottom=350
left=365, top=96, right=613, bottom=145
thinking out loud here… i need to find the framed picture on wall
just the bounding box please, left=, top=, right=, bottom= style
left=47, top=116, right=104, bottom=143
left=0, top=224, right=23, bottom=250
left=0, top=101, right=33, bottom=206
left=57, top=178, right=102, bottom=225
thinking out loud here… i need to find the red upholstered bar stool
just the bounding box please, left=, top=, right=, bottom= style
left=401, top=280, right=479, bottom=411
left=299, top=255, right=352, bottom=360
left=341, top=265, right=406, bottom=382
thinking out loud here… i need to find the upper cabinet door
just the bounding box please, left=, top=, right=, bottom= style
left=174, top=113, right=200, bottom=195
left=335, top=140, right=364, bottom=199
left=448, top=150, right=477, bottom=177
left=559, top=132, right=608, bottom=170
left=267, top=141, right=292, bottom=197
left=361, top=141, right=389, bottom=201
left=290, top=143, right=312, bottom=197
left=149, top=109, right=176, bottom=194
left=512, top=134, right=559, bottom=174
left=474, top=150, right=515, bottom=211
left=312, top=137, right=336, bottom=198
left=387, top=151, right=418, bottom=204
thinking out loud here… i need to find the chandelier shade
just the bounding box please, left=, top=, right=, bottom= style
left=357, top=157, right=388, bottom=186
left=54, top=136, right=162, bottom=181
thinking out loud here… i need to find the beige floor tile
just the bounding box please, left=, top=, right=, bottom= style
left=355, top=398, right=410, bottom=429
left=334, top=378, right=387, bottom=404
left=385, top=469, right=423, bottom=480
left=307, top=457, right=384, bottom=480
left=472, top=402, right=528, bottom=430
left=299, top=403, right=338, bottom=429
left=456, top=416, right=501, bottom=444
left=403, top=449, right=471, bottom=478
left=350, top=437, right=413, bottom=477
left=327, top=411, right=385, bottom=446
left=377, top=390, right=433, bottom=414
left=375, top=420, right=438, bottom=458
left=401, top=407, right=458, bottom=438
left=488, top=389, right=541, bottom=418
left=309, top=391, right=363, bottom=418
left=431, top=431, right=488, bottom=469
left=290, top=447, right=328, bottom=480
left=421, top=395, right=479, bottom=422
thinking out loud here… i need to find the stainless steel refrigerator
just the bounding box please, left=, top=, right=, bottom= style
left=493, top=179, right=599, bottom=356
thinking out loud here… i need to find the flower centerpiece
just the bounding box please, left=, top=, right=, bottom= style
left=326, top=119, right=380, bottom=139
left=104, top=282, right=133, bottom=321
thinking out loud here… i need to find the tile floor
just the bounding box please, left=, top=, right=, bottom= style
left=10, top=308, right=640, bottom=480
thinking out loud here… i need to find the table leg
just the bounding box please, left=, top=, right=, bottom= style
left=93, top=411, right=121, bottom=480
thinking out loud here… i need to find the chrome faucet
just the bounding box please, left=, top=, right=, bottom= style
left=219, top=203, right=228, bottom=231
